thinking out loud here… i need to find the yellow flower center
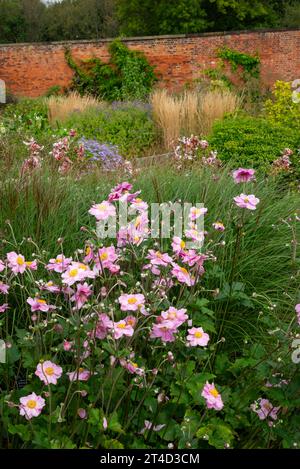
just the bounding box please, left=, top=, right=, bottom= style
left=79, top=263, right=87, bottom=270
left=209, top=388, right=219, bottom=398
left=27, top=400, right=37, bottom=409
left=156, top=252, right=163, bottom=258
left=37, top=299, right=46, bottom=304
left=17, top=256, right=24, bottom=265
left=180, top=240, right=186, bottom=249
left=69, top=269, right=78, bottom=277
left=55, top=258, right=62, bottom=263
left=46, top=281, right=53, bottom=287
left=97, top=204, right=106, bottom=211
left=168, top=312, right=176, bottom=319
left=26, top=261, right=33, bottom=266
left=85, top=246, right=91, bottom=255
left=79, top=368, right=84, bottom=373
left=180, top=267, right=188, bottom=274
left=45, top=367, right=54, bottom=376
left=264, top=403, right=272, bottom=411
left=244, top=197, right=249, bottom=203
left=195, top=331, right=203, bottom=338
left=100, top=252, right=108, bottom=261
left=135, top=198, right=142, bottom=203
left=117, top=323, right=126, bottom=329
left=128, top=297, right=137, bottom=304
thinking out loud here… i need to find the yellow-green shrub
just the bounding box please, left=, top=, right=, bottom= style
left=265, top=80, right=300, bottom=127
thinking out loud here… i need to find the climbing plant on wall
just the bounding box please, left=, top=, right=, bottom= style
left=217, top=47, right=261, bottom=80
left=202, top=47, right=261, bottom=90
left=65, top=39, right=157, bottom=101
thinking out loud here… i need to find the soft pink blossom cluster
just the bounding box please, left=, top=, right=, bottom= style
left=201, top=382, right=224, bottom=410
left=174, top=135, right=207, bottom=161
left=21, top=138, right=43, bottom=176
left=1, top=176, right=277, bottom=425
left=7, top=251, right=37, bottom=274
left=272, top=148, right=293, bottom=174
left=202, top=150, right=222, bottom=167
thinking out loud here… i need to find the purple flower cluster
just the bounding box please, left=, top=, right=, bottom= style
left=111, top=100, right=152, bottom=115
left=79, top=138, right=123, bottom=171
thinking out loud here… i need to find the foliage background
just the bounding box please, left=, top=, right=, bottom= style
left=0, top=0, right=299, bottom=43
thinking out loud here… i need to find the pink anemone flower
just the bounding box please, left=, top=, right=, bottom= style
left=61, top=262, right=95, bottom=286
left=171, top=264, right=195, bottom=286
left=27, top=297, right=55, bottom=312
left=201, top=382, right=224, bottom=410
left=160, top=307, right=188, bottom=328
left=7, top=252, right=27, bottom=274
left=71, top=282, right=92, bottom=309
left=150, top=322, right=178, bottom=343
left=187, top=327, right=210, bottom=347
left=46, top=254, right=72, bottom=273
left=118, top=294, right=146, bottom=312
left=233, top=194, right=260, bottom=210
left=19, top=392, right=46, bottom=420
left=232, top=168, right=255, bottom=183
left=88, top=201, right=116, bottom=221
left=35, top=360, right=63, bottom=385
left=113, top=320, right=134, bottom=339
left=67, top=368, right=91, bottom=382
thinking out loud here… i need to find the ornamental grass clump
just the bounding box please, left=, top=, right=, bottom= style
left=47, top=92, right=103, bottom=125
left=151, top=89, right=240, bottom=149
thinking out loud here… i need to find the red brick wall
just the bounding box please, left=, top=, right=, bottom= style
left=0, top=29, right=299, bottom=97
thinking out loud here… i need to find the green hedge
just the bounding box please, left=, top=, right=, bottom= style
left=209, top=116, right=300, bottom=169
left=66, top=104, right=157, bottom=158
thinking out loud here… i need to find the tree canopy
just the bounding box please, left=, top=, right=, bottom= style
left=0, top=0, right=299, bottom=43
left=116, top=0, right=295, bottom=36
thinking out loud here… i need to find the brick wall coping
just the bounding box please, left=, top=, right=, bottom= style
left=0, top=27, right=299, bottom=48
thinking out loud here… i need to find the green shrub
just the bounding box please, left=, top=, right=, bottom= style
left=66, top=104, right=157, bottom=157
left=209, top=115, right=300, bottom=168
left=66, top=39, right=157, bottom=101
left=265, top=80, right=300, bottom=128
left=1, top=98, right=50, bottom=136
